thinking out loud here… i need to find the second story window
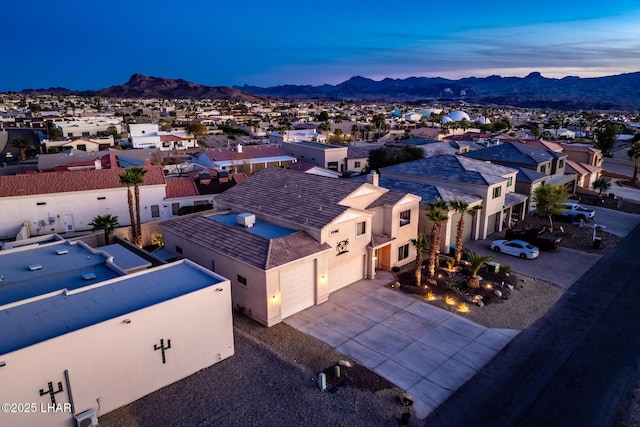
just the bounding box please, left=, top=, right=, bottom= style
left=540, top=164, right=547, bottom=174
left=558, top=159, right=565, bottom=168
left=356, top=221, right=366, bottom=237
left=507, top=177, right=513, bottom=187
left=237, top=274, right=247, bottom=286
left=492, top=186, right=502, bottom=199
left=400, top=210, right=411, bottom=227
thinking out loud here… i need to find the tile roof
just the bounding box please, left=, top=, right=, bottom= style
left=161, top=215, right=330, bottom=269
left=201, top=144, right=286, bottom=161
left=382, top=154, right=516, bottom=186
left=0, top=166, right=166, bottom=197
left=516, top=167, right=548, bottom=183
left=462, top=142, right=564, bottom=166
left=353, top=175, right=481, bottom=206
left=165, top=177, right=199, bottom=198
left=215, top=167, right=369, bottom=229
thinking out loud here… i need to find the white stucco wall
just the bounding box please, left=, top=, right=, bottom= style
left=0, top=264, right=233, bottom=427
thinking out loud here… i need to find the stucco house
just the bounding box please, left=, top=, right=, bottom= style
left=161, top=167, right=421, bottom=326
left=194, top=145, right=295, bottom=174
left=0, top=165, right=213, bottom=241
left=281, top=141, right=349, bottom=173
left=0, top=237, right=233, bottom=427
left=380, top=154, right=524, bottom=240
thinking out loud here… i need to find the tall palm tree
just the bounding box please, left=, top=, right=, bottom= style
left=89, top=214, right=120, bottom=245
left=119, top=169, right=138, bottom=243
left=627, top=134, right=640, bottom=184
left=410, top=234, right=430, bottom=288
left=11, top=138, right=32, bottom=160
left=425, top=198, right=449, bottom=277
left=449, top=200, right=480, bottom=264
left=131, top=168, right=147, bottom=246
left=591, top=177, right=611, bottom=197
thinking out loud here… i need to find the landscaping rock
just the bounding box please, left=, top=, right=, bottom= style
left=493, top=289, right=503, bottom=297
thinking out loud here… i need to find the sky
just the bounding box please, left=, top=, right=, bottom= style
left=2, top=1, right=639, bottom=91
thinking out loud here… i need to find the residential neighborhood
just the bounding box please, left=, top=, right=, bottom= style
left=1, top=92, right=640, bottom=426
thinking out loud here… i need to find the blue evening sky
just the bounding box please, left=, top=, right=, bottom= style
left=2, top=1, right=639, bottom=91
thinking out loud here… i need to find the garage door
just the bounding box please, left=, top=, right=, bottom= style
left=280, top=261, right=315, bottom=319
left=486, top=213, right=498, bottom=236
left=329, top=255, right=365, bottom=293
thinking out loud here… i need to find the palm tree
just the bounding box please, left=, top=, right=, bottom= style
left=591, top=177, right=611, bottom=197
left=627, top=134, right=640, bottom=184
left=425, top=198, right=449, bottom=277
left=449, top=200, right=480, bottom=264
left=11, top=138, right=32, bottom=160
left=119, top=168, right=146, bottom=245
left=410, top=234, right=430, bottom=288
left=466, top=250, right=492, bottom=288
left=89, top=214, right=120, bottom=245
left=131, top=168, right=147, bottom=246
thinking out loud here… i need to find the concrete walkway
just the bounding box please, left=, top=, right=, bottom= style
left=284, top=271, right=519, bottom=419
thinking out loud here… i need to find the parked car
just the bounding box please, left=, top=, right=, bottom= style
left=558, top=202, right=595, bottom=221
left=505, top=227, right=561, bottom=250
left=490, top=239, right=540, bottom=259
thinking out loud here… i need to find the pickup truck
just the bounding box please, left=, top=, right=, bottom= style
left=505, top=227, right=561, bottom=250
left=558, top=202, right=596, bottom=221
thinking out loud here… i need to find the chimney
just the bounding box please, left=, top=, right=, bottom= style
left=94, top=158, right=102, bottom=170
left=367, top=171, right=379, bottom=187
left=237, top=144, right=243, bottom=153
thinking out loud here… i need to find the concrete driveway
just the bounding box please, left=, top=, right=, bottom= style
left=284, top=271, right=519, bottom=419
left=463, top=238, right=601, bottom=290
left=587, top=204, right=640, bottom=237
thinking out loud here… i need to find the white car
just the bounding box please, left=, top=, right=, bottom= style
left=490, top=239, right=540, bottom=259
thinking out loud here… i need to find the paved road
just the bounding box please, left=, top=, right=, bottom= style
left=424, top=222, right=640, bottom=427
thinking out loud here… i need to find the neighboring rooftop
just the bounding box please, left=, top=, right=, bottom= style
left=98, top=243, right=152, bottom=273
left=0, top=260, right=223, bottom=356
left=0, top=241, right=122, bottom=306
left=462, top=141, right=565, bottom=166
left=382, top=154, right=517, bottom=186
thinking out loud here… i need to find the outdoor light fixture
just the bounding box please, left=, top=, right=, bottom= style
left=0, top=361, right=6, bottom=367
left=122, top=319, right=131, bottom=324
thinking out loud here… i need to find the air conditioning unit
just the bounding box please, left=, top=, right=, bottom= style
left=237, top=213, right=255, bottom=228
left=75, top=409, right=98, bottom=427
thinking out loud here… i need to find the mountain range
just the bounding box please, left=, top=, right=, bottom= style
left=16, top=72, right=640, bottom=110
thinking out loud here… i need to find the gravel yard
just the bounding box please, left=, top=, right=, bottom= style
left=100, top=314, right=407, bottom=427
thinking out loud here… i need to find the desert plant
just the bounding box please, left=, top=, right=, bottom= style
left=498, top=264, right=513, bottom=278
left=592, top=177, right=611, bottom=197
left=466, top=249, right=492, bottom=288
left=426, top=198, right=449, bottom=277
left=449, top=199, right=480, bottom=264
left=533, top=184, right=568, bottom=232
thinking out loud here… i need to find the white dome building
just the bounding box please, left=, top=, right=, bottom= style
left=441, top=116, right=453, bottom=124
left=445, top=111, right=471, bottom=122
left=474, top=116, right=491, bottom=125
left=420, top=108, right=443, bottom=117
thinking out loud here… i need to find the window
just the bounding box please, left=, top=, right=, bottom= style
left=211, top=260, right=216, bottom=272
left=400, top=210, right=411, bottom=227
left=507, top=177, right=513, bottom=187
left=175, top=246, right=183, bottom=254
left=172, top=203, right=180, bottom=215
left=356, top=221, right=366, bottom=237
left=36, top=202, right=46, bottom=206
left=151, top=205, right=160, bottom=218
left=398, top=243, right=410, bottom=261
left=559, top=159, right=565, bottom=168
left=355, top=161, right=361, bottom=168
left=540, top=164, right=547, bottom=174
left=328, top=161, right=339, bottom=171
left=330, top=228, right=339, bottom=236
left=237, top=274, right=247, bottom=286
left=492, top=186, right=502, bottom=199
left=97, top=196, right=106, bottom=200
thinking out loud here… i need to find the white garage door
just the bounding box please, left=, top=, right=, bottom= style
left=280, top=261, right=315, bottom=319
left=329, top=255, right=365, bottom=293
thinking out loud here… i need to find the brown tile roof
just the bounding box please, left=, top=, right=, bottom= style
left=215, top=167, right=367, bottom=229
left=0, top=166, right=165, bottom=197
left=165, top=178, right=199, bottom=198
left=161, top=215, right=330, bottom=269
left=202, top=145, right=286, bottom=161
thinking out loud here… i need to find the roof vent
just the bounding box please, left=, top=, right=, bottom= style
left=82, top=273, right=97, bottom=281
left=56, top=249, right=69, bottom=255
left=28, top=264, right=42, bottom=271
left=237, top=213, right=256, bottom=228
